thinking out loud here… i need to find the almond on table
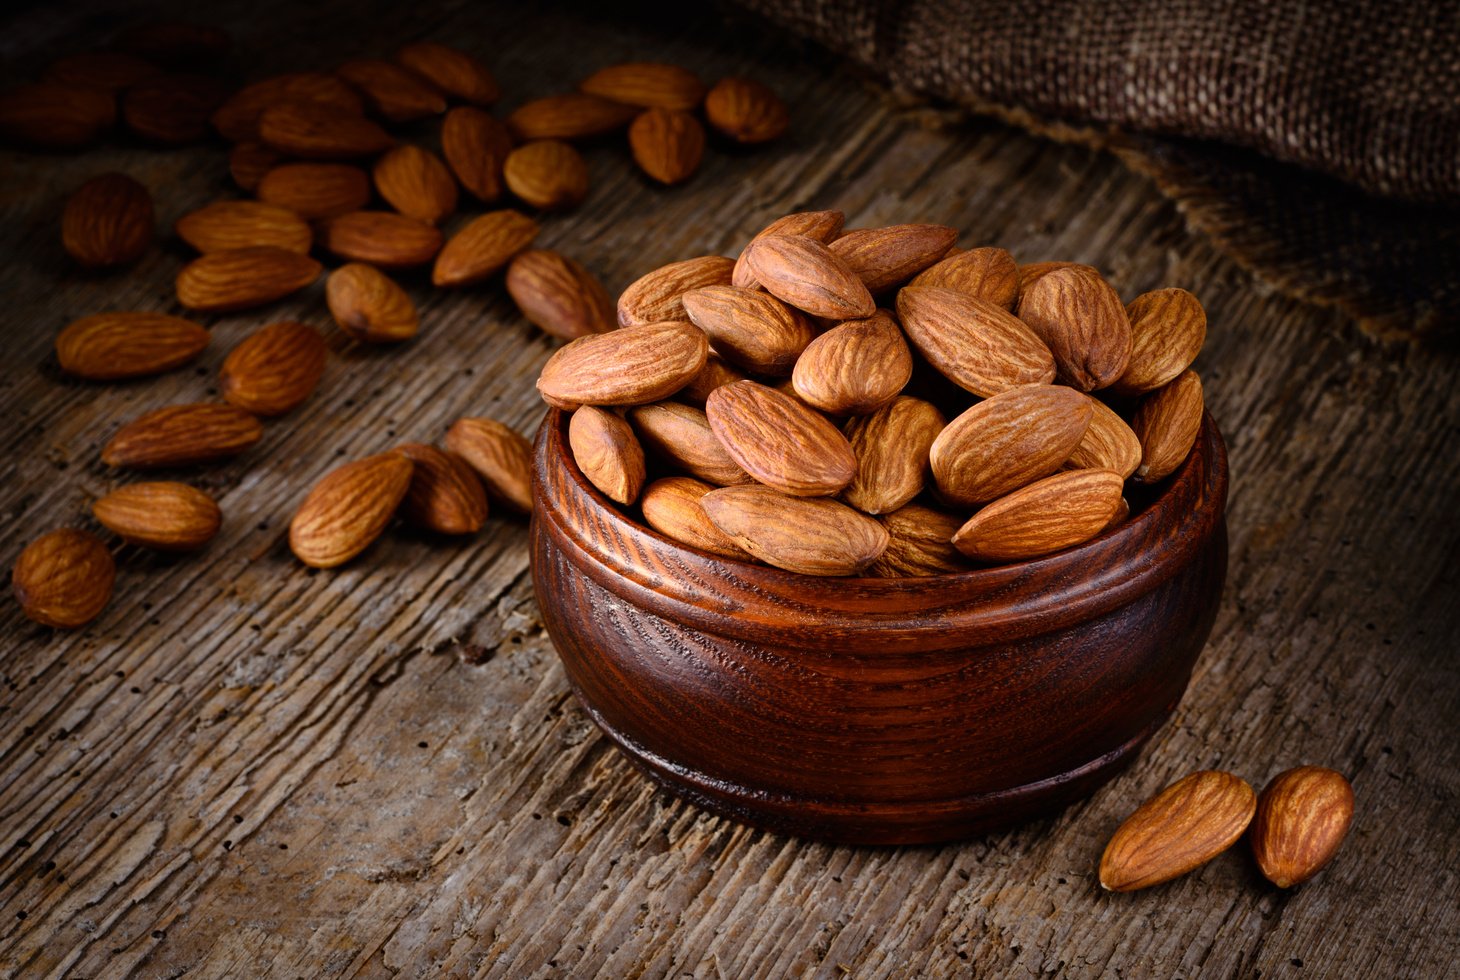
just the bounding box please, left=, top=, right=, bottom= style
left=61, top=172, right=154, bottom=269
left=56, top=312, right=207, bottom=381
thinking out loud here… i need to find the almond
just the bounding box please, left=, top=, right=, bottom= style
left=219, top=321, right=328, bottom=416
left=176, top=247, right=322, bottom=313
left=930, top=385, right=1093, bottom=507
left=228, top=141, right=281, bottom=191
left=640, top=477, right=753, bottom=560
left=288, top=453, right=413, bottom=568
left=1017, top=260, right=1081, bottom=299
left=120, top=73, right=229, bottom=144
left=829, top=223, right=957, bottom=294
left=0, top=83, right=115, bottom=149
left=1018, top=265, right=1133, bottom=391
left=432, top=209, right=540, bottom=286
left=701, top=486, right=886, bottom=576
left=569, top=406, right=647, bottom=505
left=326, top=263, right=418, bottom=343
left=868, top=504, right=969, bottom=577
left=323, top=211, right=443, bottom=268
left=56, top=311, right=208, bottom=381
left=909, top=246, right=1019, bottom=309
left=681, top=285, right=815, bottom=375
left=896, top=286, right=1055, bottom=397
left=102, top=403, right=264, bottom=469
left=506, top=93, right=637, bottom=141
left=212, top=72, right=364, bottom=142
left=444, top=417, right=535, bottom=513
left=538, top=320, right=708, bottom=408
left=92, top=482, right=221, bottom=551
left=732, top=209, right=846, bottom=289
left=705, top=380, right=857, bottom=496
left=629, top=402, right=751, bottom=487
left=791, top=310, right=911, bottom=414
left=617, top=255, right=735, bottom=327
left=396, top=41, right=499, bottom=106
left=628, top=108, right=705, bottom=185
left=842, top=396, right=945, bottom=514
left=1131, top=370, right=1204, bottom=483
left=43, top=51, right=161, bottom=91
left=395, top=443, right=489, bottom=534
left=372, top=144, right=458, bottom=224
left=256, top=162, right=371, bottom=220
left=114, top=21, right=230, bottom=67
left=505, top=249, right=615, bottom=340
left=1250, top=766, right=1355, bottom=888
left=580, top=63, right=706, bottom=110
left=1113, top=288, right=1207, bottom=395
left=1098, top=770, right=1257, bottom=892
left=502, top=140, right=589, bottom=211
left=61, top=173, right=154, bottom=269
left=258, top=100, right=393, bottom=159
left=441, top=106, right=514, bottom=203
left=741, top=235, right=874, bottom=320
left=336, top=58, right=446, bottom=123
left=174, top=200, right=312, bottom=254
left=11, top=529, right=114, bottom=628
left=1066, top=397, right=1142, bottom=480
left=951, top=468, right=1124, bottom=561
left=676, top=354, right=749, bottom=408
left=704, top=77, right=788, bottom=144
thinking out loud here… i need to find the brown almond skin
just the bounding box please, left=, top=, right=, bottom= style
left=1099, top=770, right=1257, bottom=892
left=0, top=83, right=115, bottom=150
left=1017, top=260, right=1082, bottom=300
left=441, top=107, right=514, bottom=203
left=617, top=255, right=736, bottom=327
left=639, top=476, right=753, bottom=560
left=1066, top=398, right=1143, bottom=480
left=842, top=396, right=946, bottom=515
left=705, top=380, right=857, bottom=497
left=220, top=321, right=328, bottom=417
left=326, top=263, right=418, bottom=343
left=741, top=235, right=875, bottom=321
left=733, top=209, right=846, bottom=289
left=507, top=93, right=638, bottom=141
left=373, top=144, right=459, bottom=224
left=503, top=140, right=589, bottom=211
left=931, top=385, right=1094, bottom=507
left=1113, top=288, right=1208, bottom=395
left=212, top=72, right=363, bottom=142
left=174, top=200, right=312, bottom=254
left=682, top=285, right=815, bottom=376
left=569, top=406, right=647, bottom=506
left=176, top=247, right=322, bottom=313
left=44, top=51, right=161, bottom=91
left=792, top=310, right=912, bottom=415
left=1251, top=766, right=1355, bottom=888
left=395, top=443, right=489, bottom=534
left=336, top=58, right=447, bottom=123
left=952, top=469, right=1125, bottom=562
left=701, top=486, right=887, bottom=576
left=56, top=312, right=207, bottom=381
left=444, top=417, right=534, bottom=513
left=102, top=403, right=264, bottom=469
left=11, top=529, right=115, bottom=629
left=62, top=173, right=153, bottom=269
left=229, top=142, right=282, bottom=191
left=580, top=63, right=706, bottom=110
left=256, top=162, right=371, bottom=221
left=433, top=210, right=539, bottom=287
left=628, top=108, right=705, bottom=185
left=289, top=453, right=414, bottom=568
left=538, top=320, right=708, bottom=408
left=120, top=73, right=229, bottom=144
left=1018, top=265, right=1133, bottom=391
left=704, top=77, right=788, bottom=144
left=896, top=286, right=1056, bottom=398
left=676, top=354, right=749, bottom=408
left=629, top=402, right=751, bottom=487
left=868, top=504, right=969, bottom=577
left=396, top=42, right=499, bottom=106
left=505, top=249, right=615, bottom=340
left=909, top=246, right=1019, bottom=309
left=92, top=482, right=221, bottom=551
left=828, top=224, right=958, bottom=295
left=323, top=211, right=443, bottom=269
left=258, top=101, right=394, bottom=159
left=1131, top=370, right=1204, bottom=483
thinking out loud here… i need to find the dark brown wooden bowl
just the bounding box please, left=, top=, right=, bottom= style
left=530, top=408, right=1228, bottom=844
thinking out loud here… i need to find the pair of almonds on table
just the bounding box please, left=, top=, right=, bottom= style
left=1099, top=766, right=1355, bottom=892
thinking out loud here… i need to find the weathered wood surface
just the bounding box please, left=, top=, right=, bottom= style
left=1, top=1, right=1457, bottom=978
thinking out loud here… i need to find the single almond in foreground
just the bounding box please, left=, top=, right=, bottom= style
left=1098, top=770, right=1256, bottom=892
left=92, top=481, right=221, bottom=551
left=289, top=453, right=414, bottom=568
left=11, top=528, right=115, bottom=629
left=1250, top=766, right=1355, bottom=888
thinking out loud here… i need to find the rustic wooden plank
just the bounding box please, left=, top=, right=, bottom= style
left=1, top=1, right=1457, bottom=978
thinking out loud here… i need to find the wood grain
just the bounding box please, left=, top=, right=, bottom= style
left=1, top=0, right=1457, bottom=976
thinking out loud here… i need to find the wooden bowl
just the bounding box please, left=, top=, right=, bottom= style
left=530, top=409, right=1228, bottom=844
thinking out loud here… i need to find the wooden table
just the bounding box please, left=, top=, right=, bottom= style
left=3, top=2, right=1457, bottom=976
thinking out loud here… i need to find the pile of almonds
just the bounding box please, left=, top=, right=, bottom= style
left=539, top=209, right=1208, bottom=576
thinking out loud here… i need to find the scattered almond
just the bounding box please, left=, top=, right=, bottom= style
left=174, top=200, right=312, bottom=254
left=61, top=172, right=153, bottom=269
left=322, top=210, right=443, bottom=268
left=228, top=141, right=282, bottom=191
left=373, top=144, right=459, bottom=224
left=56, top=311, right=208, bottom=381
left=101, top=403, right=264, bottom=469
left=11, top=529, right=115, bottom=628
left=505, top=249, right=615, bottom=340
left=120, top=72, right=229, bottom=144
left=1099, top=770, right=1257, bottom=892
left=628, top=108, right=705, bottom=185
left=507, top=93, right=637, bottom=142
left=43, top=51, right=161, bottom=92
left=175, top=246, right=322, bottom=312
left=503, top=140, right=589, bottom=211
left=580, top=63, right=706, bottom=111
left=1250, top=766, right=1355, bottom=888
left=92, top=481, right=221, bottom=551
left=288, top=453, right=413, bottom=568
left=0, top=83, right=116, bottom=150
left=432, top=209, right=539, bottom=286
left=395, top=443, right=489, bottom=534
left=219, top=321, right=328, bottom=416
left=336, top=58, right=446, bottom=123
left=396, top=41, right=498, bottom=106
left=445, top=417, right=535, bottom=513
left=256, top=162, right=372, bottom=220
left=326, top=262, right=419, bottom=343
left=212, top=71, right=364, bottom=142
left=441, top=106, right=513, bottom=203
left=704, top=77, right=788, bottom=144
left=258, top=100, right=394, bottom=159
